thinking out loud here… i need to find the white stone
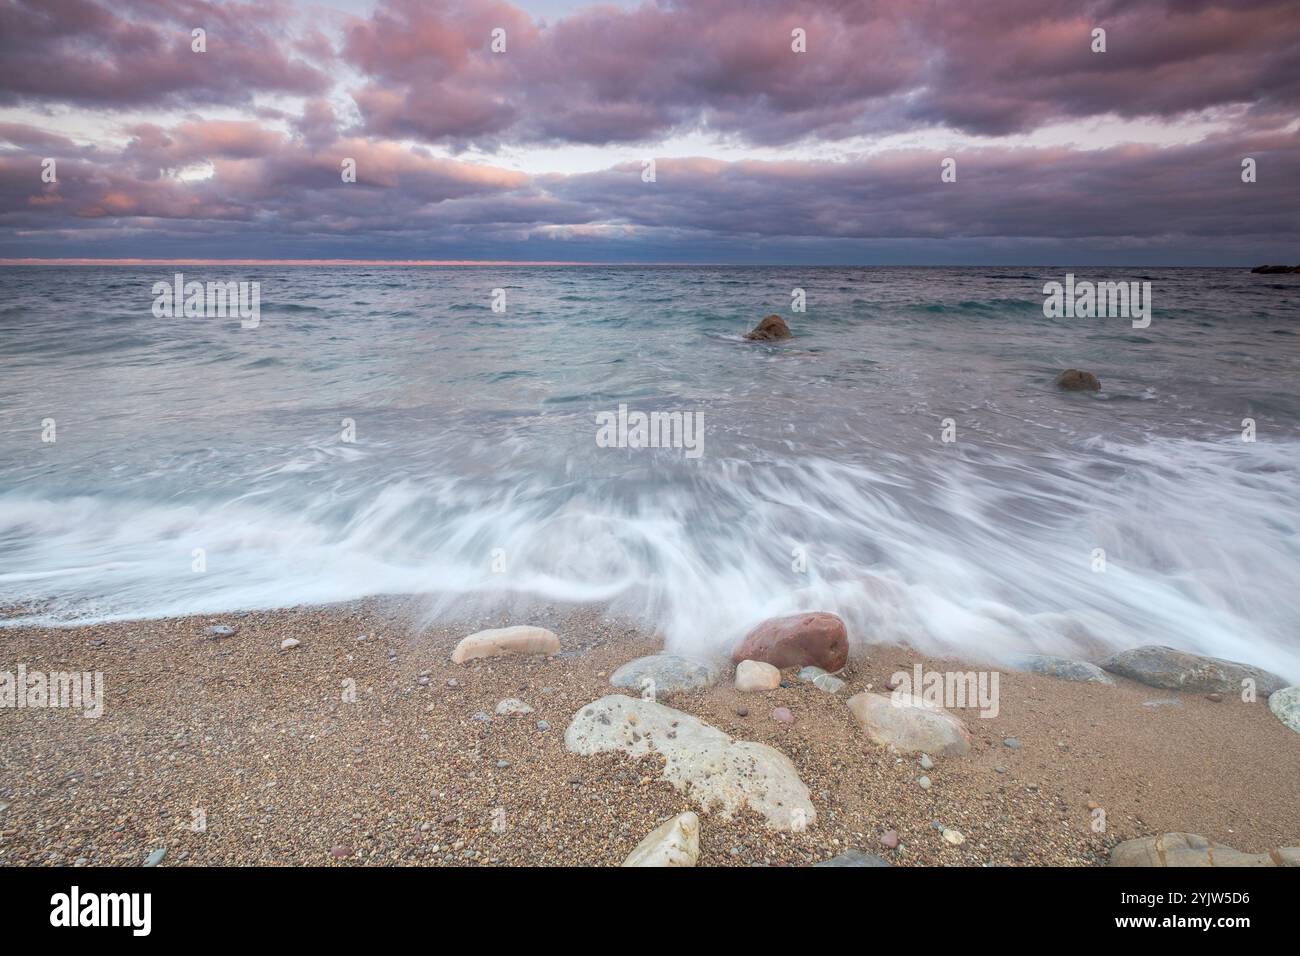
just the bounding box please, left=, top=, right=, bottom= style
left=565, top=694, right=815, bottom=831
left=280, top=638, right=300, bottom=651
left=735, top=659, right=781, bottom=692
left=622, top=812, right=700, bottom=867
left=494, top=698, right=534, bottom=716
left=846, top=691, right=971, bottom=757
left=451, top=626, right=559, bottom=664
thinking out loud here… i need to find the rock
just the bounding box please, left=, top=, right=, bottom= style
left=470, top=711, right=491, bottom=723
left=744, top=313, right=792, bottom=341
left=771, top=707, right=795, bottom=724
left=1003, top=737, right=1020, bottom=749
left=1205, top=692, right=1223, bottom=702
left=280, top=638, right=300, bottom=651
left=813, top=674, right=845, bottom=693
left=451, top=626, right=559, bottom=664
left=1109, top=832, right=1300, bottom=867
left=880, top=830, right=899, bottom=849
left=941, top=828, right=965, bottom=846
left=1100, top=645, right=1287, bottom=697
left=1010, top=654, right=1114, bottom=685
left=846, top=691, right=972, bottom=757
left=329, top=846, right=352, bottom=859
left=622, top=812, right=700, bottom=867
left=1142, top=698, right=1182, bottom=708
left=919, top=753, right=934, bottom=771
left=609, top=654, right=717, bottom=697
left=735, top=706, right=749, bottom=717
left=495, top=760, right=510, bottom=769
left=733, top=612, right=848, bottom=671
left=535, top=719, right=550, bottom=731
left=815, top=849, right=891, bottom=867
left=207, top=625, right=238, bottom=640
left=1268, top=686, right=1300, bottom=734
left=143, top=848, right=166, bottom=867
left=565, top=694, right=815, bottom=830
left=735, top=659, right=781, bottom=692
left=917, top=776, right=931, bottom=790
left=1056, top=369, right=1100, bottom=391
left=494, top=698, right=534, bottom=716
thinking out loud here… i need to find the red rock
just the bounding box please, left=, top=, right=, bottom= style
left=329, top=846, right=353, bottom=859
left=732, top=612, right=848, bottom=671
left=771, top=707, right=795, bottom=724
left=880, top=830, right=899, bottom=849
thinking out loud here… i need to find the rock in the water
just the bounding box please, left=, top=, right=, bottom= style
left=451, top=626, right=560, bottom=664
left=1268, top=686, right=1300, bottom=734
left=609, top=654, right=717, bottom=697
left=1110, top=832, right=1300, bottom=867
left=735, top=659, right=781, bottom=692
left=744, top=313, right=792, bottom=341
left=622, top=812, right=700, bottom=867
left=1010, top=654, right=1114, bottom=685
left=846, top=691, right=972, bottom=757
left=815, top=849, right=891, bottom=867
left=494, top=698, right=534, bottom=716
left=1100, top=645, right=1287, bottom=697
left=733, top=612, right=848, bottom=671
left=280, top=638, right=300, bottom=651
left=565, top=694, right=815, bottom=831
left=1056, top=369, right=1100, bottom=391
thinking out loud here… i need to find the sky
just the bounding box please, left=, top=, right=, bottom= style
left=0, top=0, right=1297, bottom=264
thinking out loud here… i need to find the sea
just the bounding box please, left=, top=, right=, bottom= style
left=1, top=265, right=1297, bottom=677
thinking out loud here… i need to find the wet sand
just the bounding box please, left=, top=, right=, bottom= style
left=1, top=599, right=1297, bottom=866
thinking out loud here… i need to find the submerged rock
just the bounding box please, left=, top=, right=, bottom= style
left=1009, top=654, right=1114, bottom=685
left=846, top=691, right=972, bottom=757
left=744, top=314, right=792, bottom=341
left=1056, top=369, right=1100, bottom=391
left=1100, top=645, right=1287, bottom=697
left=735, top=659, right=781, bottom=692
left=565, top=694, right=815, bottom=831
left=609, top=654, right=717, bottom=697
left=733, top=612, right=848, bottom=671
left=1268, top=686, right=1300, bottom=735
left=622, top=812, right=700, bottom=867
left=1110, top=832, right=1300, bottom=867
left=451, top=626, right=559, bottom=664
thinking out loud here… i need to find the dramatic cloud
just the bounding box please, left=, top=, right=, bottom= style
left=0, top=0, right=1297, bottom=261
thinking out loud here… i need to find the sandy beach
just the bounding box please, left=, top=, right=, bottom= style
left=1, top=599, right=1296, bottom=867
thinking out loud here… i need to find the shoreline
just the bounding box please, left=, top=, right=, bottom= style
left=1, top=597, right=1297, bottom=866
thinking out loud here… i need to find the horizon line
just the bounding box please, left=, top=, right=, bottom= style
left=0, top=258, right=1262, bottom=268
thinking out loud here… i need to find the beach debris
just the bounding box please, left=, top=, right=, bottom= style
left=743, top=313, right=792, bottom=341
left=494, top=698, right=534, bottom=716
left=1008, top=654, right=1113, bottom=685
left=770, top=706, right=795, bottom=724
left=1055, top=369, right=1100, bottom=391
left=847, top=691, right=972, bottom=757
left=451, top=626, right=559, bottom=664
left=565, top=694, right=815, bottom=831
left=609, top=654, right=717, bottom=696
left=735, top=659, right=781, bottom=692
left=732, top=612, right=848, bottom=671
left=622, top=812, right=700, bottom=867
left=280, top=638, right=301, bottom=651
left=1101, top=645, right=1287, bottom=697
left=1268, top=686, right=1300, bottom=735
left=1109, top=832, right=1300, bottom=867
left=815, top=849, right=891, bottom=867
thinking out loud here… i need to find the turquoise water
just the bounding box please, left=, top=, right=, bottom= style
left=1, top=266, right=1297, bottom=677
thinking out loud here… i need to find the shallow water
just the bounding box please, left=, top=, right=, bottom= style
left=1, top=265, right=1298, bottom=678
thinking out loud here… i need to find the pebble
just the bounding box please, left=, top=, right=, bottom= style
left=942, top=828, right=966, bottom=846
left=494, top=698, right=534, bottom=716
left=1205, top=693, right=1223, bottom=703
left=880, top=829, right=899, bottom=849
left=536, top=720, right=550, bottom=731
left=208, top=625, right=238, bottom=639
left=280, top=638, right=301, bottom=651
left=144, top=848, right=166, bottom=867
left=496, top=760, right=511, bottom=769
left=995, top=766, right=1007, bottom=774
left=919, top=753, right=934, bottom=771
left=771, top=707, right=795, bottom=724
left=329, top=846, right=352, bottom=858
left=1003, top=737, right=1020, bottom=749
left=736, top=707, right=749, bottom=717
left=917, top=776, right=932, bottom=790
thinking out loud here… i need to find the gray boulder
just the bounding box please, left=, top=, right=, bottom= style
left=1010, top=654, right=1114, bottom=685
left=610, top=654, right=718, bottom=698
left=1268, top=686, right=1300, bottom=735
left=1100, top=645, right=1287, bottom=697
